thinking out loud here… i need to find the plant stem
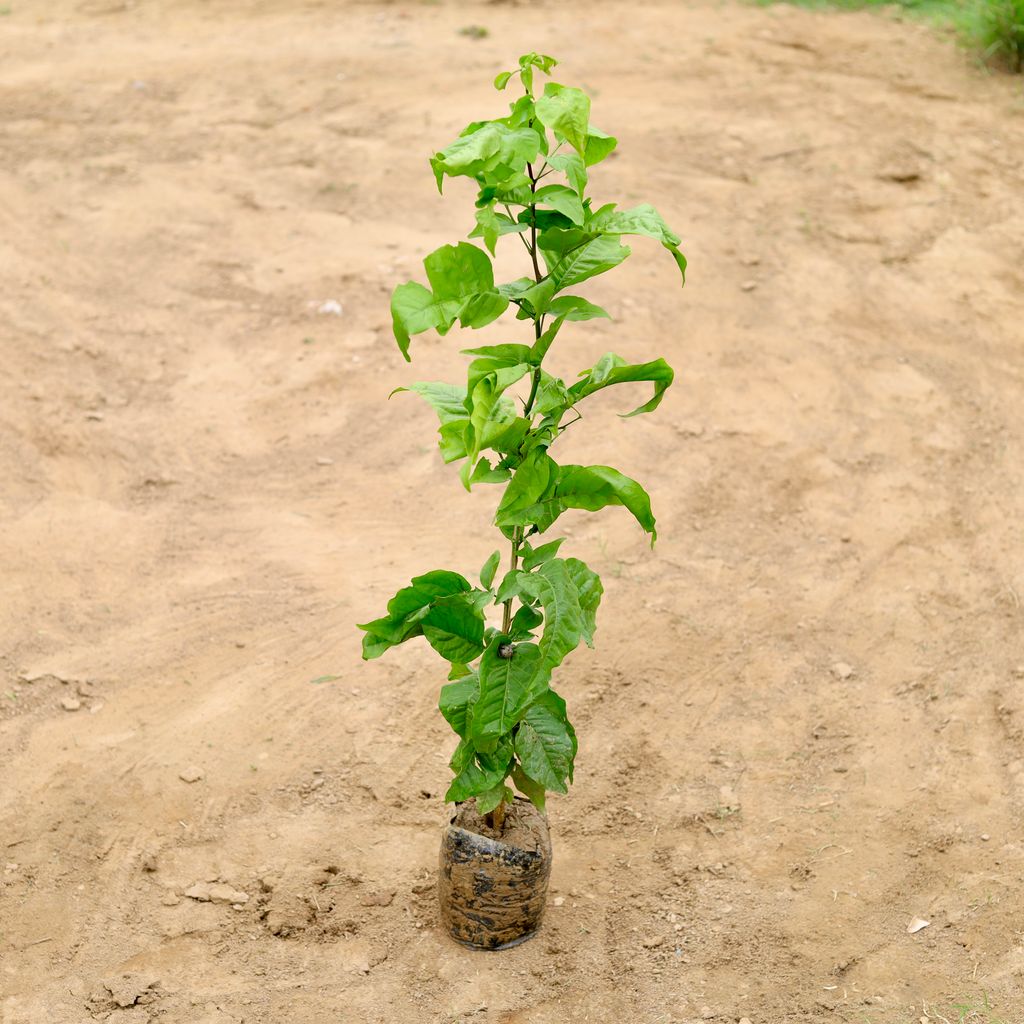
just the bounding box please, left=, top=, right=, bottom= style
left=523, top=158, right=545, bottom=418
left=500, top=530, right=522, bottom=634
left=495, top=147, right=550, bottom=821
left=490, top=798, right=506, bottom=832
left=526, top=161, right=543, bottom=283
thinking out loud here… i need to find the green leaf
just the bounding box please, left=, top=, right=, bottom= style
left=494, top=569, right=529, bottom=605
left=514, top=692, right=575, bottom=793
left=469, top=205, right=528, bottom=256
left=357, top=570, right=472, bottom=660
left=591, top=202, right=680, bottom=245
left=439, top=675, right=479, bottom=737
left=494, top=448, right=558, bottom=528
left=520, top=277, right=556, bottom=318
left=462, top=342, right=534, bottom=363
left=534, top=184, right=585, bottom=226
left=458, top=290, right=509, bottom=329
left=469, top=640, right=550, bottom=746
left=446, top=748, right=511, bottom=803
left=390, top=282, right=459, bottom=361
left=518, top=52, right=558, bottom=74
left=667, top=245, right=687, bottom=283
left=547, top=151, right=587, bottom=195
left=407, top=570, right=474, bottom=600
left=358, top=627, right=396, bottom=660
left=583, top=126, right=617, bottom=167
left=548, top=295, right=611, bottom=322
left=494, top=71, right=513, bottom=90
left=387, top=570, right=470, bottom=615
left=537, top=225, right=592, bottom=265
left=424, top=242, right=494, bottom=300
left=498, top=277, right=535, bottom=299
left=565, top=557, right=603, bottom=645
left=531, top=372, right=570, bottom=417
left=449, top=737, right=474, bottom=775
left=438, top=419, right=470, bottom=463
left=469, top=456, right=511, bottom=485
left=531, top=322, right=564, bottom=364
left=509, top=603, right=543, bottom=640
left=535, top=83, right=590, bottom=155
left=392, top=383, right=473, bottom=464
left=392, top=381, right=468, bottom=422
left=520, top=558, right=586, bottom=669
left=480, top=550, right=501, bottom=589
left=589, top=202, right=686, bottom=285
left=521, top=537, right=565, bottom=571
left=422, top=593, right=487, bottom=664
left=486, top=414, right=531, bottom=456
left=557, top=465, right=657, bottom=543
left=467, top=371, right=528, bottom=466
left=569, top=353, right=675, bottom=417
left=431, top=123, right=541, bottom=191
left=448, top=662, right=472, bottom=680
left=511, top=764, right=547, bottom=812
left=550, top=235, right=630, bottom=289
left=474, top=784, right=513, bottom=815
left=467, top=355, right=530, bottom=397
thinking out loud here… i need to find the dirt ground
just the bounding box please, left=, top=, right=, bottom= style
left=2, top=1, right=1024, bottom=1021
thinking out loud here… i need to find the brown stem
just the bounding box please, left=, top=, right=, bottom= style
left=488, top=798, right=506, bottom=833
left=526, top=161, right=543, bottom=283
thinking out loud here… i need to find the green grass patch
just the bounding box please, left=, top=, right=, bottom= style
left=960, top=0, right=1024, bottom=70
left=750, top=0, right=1024, bottom=72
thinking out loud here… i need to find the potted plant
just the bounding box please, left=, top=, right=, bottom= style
left=358, top=52, right=685, bottom=951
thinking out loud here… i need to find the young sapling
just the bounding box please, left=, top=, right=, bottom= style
left=358, top=53, right=685, bottom=938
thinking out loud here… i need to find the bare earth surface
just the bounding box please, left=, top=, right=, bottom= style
left=2, top=2, right=1023, bottom=1022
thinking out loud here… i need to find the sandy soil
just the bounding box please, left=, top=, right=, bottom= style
left=2, top=1, right=1023, bottom=1021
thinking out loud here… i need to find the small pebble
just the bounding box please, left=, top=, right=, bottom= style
left=316, top=456, right=334, bottom=466
left=740, top=280, right=757, bottom=292
left=60, top=697, right=82, bottom=712
left=184, top=881, right=249, bottom=905
left=552, top=896, right=565, bottom=907
left=179, top=766, right=204, bottom=784
left=831, top=661, right=855, bottom=680
left=981, top=833, right=990, bottom=841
